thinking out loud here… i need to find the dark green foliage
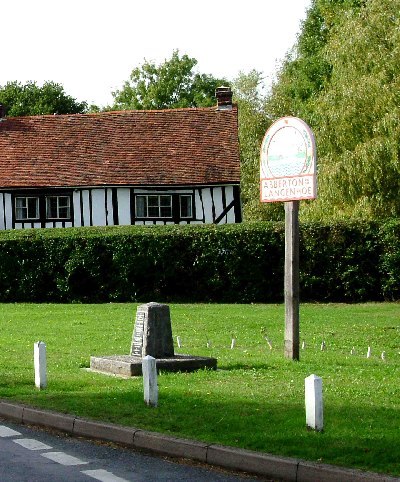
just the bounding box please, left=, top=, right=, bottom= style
left=300, top=222, right=381, bottom=301
left=0, top=81, right=87, bottom=116
left=265, top=0, right=400, bottom=221
left=112, top=50, right=227, bottom=110
left=379, top=220, right=400, bottom=300
left=0, top=221, right=397, bottom=303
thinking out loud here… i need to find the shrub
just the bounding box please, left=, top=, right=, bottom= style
left=0, top=220, right=397, bottom=303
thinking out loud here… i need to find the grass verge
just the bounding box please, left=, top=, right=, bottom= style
left=0, top=302, right=399, bottom=476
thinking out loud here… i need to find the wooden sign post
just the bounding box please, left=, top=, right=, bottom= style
left=260, top=117, right=317, bottom=361
left=284, top=200, right=300, bottom=360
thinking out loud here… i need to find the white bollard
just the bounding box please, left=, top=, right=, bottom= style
left=142, top=355, right=158, bottom=407
left=305, top=374, right=323, bottom=431
left=34, top=341, right=47, bottom=389
left=230, top=338, right=236, bottom=349
left=176, top=336, right=182, bottom=349
left=367, top=346, right=371, bottom=358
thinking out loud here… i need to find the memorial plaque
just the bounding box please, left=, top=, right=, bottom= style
left=130, top=302, right=174, bottom=358
left=130, top=309, right=146, bottom=357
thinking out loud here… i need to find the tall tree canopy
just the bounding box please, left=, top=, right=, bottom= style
left=112, top=50, right=227, bottom=110
left=232, top=71, right=279, bottom=220
left=264, top=0, right=400, bottom=221
left=0, top=81, right=87, bottom=117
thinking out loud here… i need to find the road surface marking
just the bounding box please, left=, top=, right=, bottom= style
left=13, top=438, right=52, bottom=451
left=41, top=451, right=88, bottom=466
left=82, top=469, right=130, bottom=482
left=0, top=425, right=22, bottom=437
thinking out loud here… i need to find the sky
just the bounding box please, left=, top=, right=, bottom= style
left=2, top=0, right=312, bottom=108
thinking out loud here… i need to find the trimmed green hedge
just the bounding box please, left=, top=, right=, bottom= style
left=0, top=220, right=398, bottom=303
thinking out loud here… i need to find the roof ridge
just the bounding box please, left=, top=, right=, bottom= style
left=3, top=104, right=237, bottom=122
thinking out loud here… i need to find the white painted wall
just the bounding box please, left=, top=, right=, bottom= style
left=225, top=186, right=236, bottom=223
left=0, top=194, right=5, bottom=230
left=3, top=193, right=12, bottom=230
left=117, top=188, right=131, bottom=226
left=213, top=187, right=224, bottom=223
left=0, top=185, right=239, bottom=229
left=91, top=189, right=106, bottom=226
left=81, top=190, right=91, bottom=226
left=73, top=190, right=82, bottom=227
left=201, top=188, right=214, bottom=223
left=106, top=188, right=114, bottom=226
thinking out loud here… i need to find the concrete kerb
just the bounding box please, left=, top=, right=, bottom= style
left=133, top=429, right=208, bottom=462
left=206, top=444, right=299, bottom=481
left=0, top=401, right=398, bottom=482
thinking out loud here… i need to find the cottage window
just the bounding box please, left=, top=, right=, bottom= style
left=136, top=195, right=172, bottom=218
left=46, top=196, right=71, bottom=219
left=15, top=197, right=39, bottom=220
left=180, top=195, right=192, bottom=218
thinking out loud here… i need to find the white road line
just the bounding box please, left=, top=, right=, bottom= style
left=0, top=425, right=22, bottom=437
left=41, top=451, right=88, bottom=466
left=13, top=438, right=52, bottom=451
left=82, top=469, right=130, bottom=482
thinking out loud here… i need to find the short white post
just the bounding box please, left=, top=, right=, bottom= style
left=142, top=355, right=158, bottom=407
left=305, top=374, right=323, bottom=431
left=34, top=341, right=47, bottom=389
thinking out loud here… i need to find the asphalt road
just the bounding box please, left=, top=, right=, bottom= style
left=0, top=420, right=264, bottom=482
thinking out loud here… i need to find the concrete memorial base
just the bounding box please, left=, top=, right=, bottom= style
left=90, top=302, right=217, bottom=377
left=90, top=354, right=217, bottom=377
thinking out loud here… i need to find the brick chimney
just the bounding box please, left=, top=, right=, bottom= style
left=215, top=86, right=233, bottom=111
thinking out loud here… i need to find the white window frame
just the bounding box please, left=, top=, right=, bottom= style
left=46, top=195, right=71, bottom=220
left=135, top=194, right=172, bottom=218
left=15, top=196, right=39, bottom=221
left=179, top=194, right=193, bottom=218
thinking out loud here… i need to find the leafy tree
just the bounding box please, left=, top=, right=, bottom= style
left=309, top=0, right=400, bottom=220
left=262, top=0, right=400, bottom=222
left=265, top=0, right=347, bottom=122
left=0, top=81, right=87, bottom=117
left=232, top=71, right=284, bottom=220
left=112, top=50, right=227, bottom=110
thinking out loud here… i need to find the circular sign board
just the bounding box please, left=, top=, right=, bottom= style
left=260, top=117, right=317, bottom=203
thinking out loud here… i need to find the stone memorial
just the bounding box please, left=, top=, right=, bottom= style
left=130, top=303, right=174, bottom=358
left=90, top=302, right=217, bottom=376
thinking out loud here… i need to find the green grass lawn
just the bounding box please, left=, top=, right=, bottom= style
left=0, top=302, right=399, bottom=476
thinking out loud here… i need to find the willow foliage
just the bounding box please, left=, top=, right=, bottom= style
left=264, top=0, right=400, bottom=221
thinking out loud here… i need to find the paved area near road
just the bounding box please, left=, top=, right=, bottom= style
left=0, top=421, right=261, bottom=482
left=0, top=401, right=398, bottom=482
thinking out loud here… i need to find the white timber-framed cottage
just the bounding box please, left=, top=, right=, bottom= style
left=0, top=88, right=241, bottom=229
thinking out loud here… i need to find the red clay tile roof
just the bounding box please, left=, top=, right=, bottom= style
left=0, top=106, right=240, bottom=188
